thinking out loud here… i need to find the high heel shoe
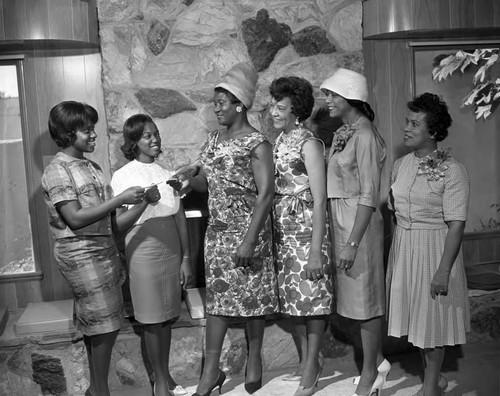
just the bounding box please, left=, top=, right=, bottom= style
left=353, top=358, right=391, bottom=385
left=352, top=373, right=385, bottom=396
left=244, top=363, right=263, bottom=394
left=192, top=370, right=226, bottom=396
left=293, top=363, right=322, bottom=396
left=414, top=375, right=448, bottom=396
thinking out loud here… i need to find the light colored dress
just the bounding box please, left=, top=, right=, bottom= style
left=327, top=117, right=386, bottom=320
left=41, top=152, right=124, bottom=336
left=273, top=127, right=333, bottom=316
left=386, top=152, right=470, bottom=349
left=111, top=160, right=182, bottom=324
left=200, top=130, right=279, bottom=317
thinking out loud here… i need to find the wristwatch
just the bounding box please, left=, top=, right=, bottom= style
left=346, top=240, right=360, bottom=248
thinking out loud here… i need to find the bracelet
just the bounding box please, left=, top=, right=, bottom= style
left=182, top=256, right=191, bottom=260
left=346, top=240, right=360, bottom=248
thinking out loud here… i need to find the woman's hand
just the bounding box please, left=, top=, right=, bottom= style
left=167, top=177, right=188, bottom=192
left=180, top=257, right=194, bottom=289
left=430, top=268, right=450, bottom=299
left=337, top=245, right=358, bottom=271
left=304, top=250, right=324, bottom=281
left=235, top=239, right=257, bottom=268
left=144, top=185, right=161, bottom=204
left=118, top=186, right=146, bottom=205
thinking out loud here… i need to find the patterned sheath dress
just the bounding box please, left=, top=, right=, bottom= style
left=200, top=130, right=279, bottom=317
left=273, top=127, right=333, bottom=316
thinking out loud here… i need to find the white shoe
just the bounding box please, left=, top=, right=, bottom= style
left=168, top=385, right=188, bottom=396
left=353, top=359, right=391, bottom=385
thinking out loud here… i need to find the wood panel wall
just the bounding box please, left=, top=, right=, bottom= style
left=0, top=49, right=109, bottom=310
left=0, top=0, right=98, bottom=44
left=364, top=0, right=500, bottom=38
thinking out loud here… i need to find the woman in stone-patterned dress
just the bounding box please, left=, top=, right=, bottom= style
left=321, top=68, right=388, bottom=396
left=173, top=63, right=278, bottom=396
left=270, top=76, right=332, bottom=396
left=387, top=93, right=470, bottom=396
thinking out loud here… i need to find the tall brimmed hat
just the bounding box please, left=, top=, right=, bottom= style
left=215, top=62, right=258, bottom=110
left=320, top=68, right=368, bottom=102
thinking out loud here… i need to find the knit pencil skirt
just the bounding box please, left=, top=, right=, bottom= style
left=125, top=216, right=182, bottom=324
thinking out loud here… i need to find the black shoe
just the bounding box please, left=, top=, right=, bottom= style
left=192, top=370, right=226, bottom=396
left=244, top=363, right=263, bottom=394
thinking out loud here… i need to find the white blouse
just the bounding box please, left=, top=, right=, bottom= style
left=111, top=160, right=180, bottom=226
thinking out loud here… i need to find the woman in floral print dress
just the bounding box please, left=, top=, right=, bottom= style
left=270, top=76, right=332, bottom=396
left=173, top=63, right=278, bottom=396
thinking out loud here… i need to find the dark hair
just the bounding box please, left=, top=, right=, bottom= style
left=269, top=76, right=314, bottom=122
left=407, top=93, right=452, bottom=142
left=48, top=101, right=98, bottom=148
left=214, top=87, right=241, bottom=105
left=345, top=98, right=375, bottom=122
left=120, top=114, right=155, bottom=160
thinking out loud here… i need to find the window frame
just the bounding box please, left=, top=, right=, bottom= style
left=0, top=55, right=43, bottom=283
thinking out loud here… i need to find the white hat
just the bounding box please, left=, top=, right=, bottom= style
left=215, top=62, right=258, bottom=110
left=320, top=68, right=368, bottom=102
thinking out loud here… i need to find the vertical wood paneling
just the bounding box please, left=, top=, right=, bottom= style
left=0, top=0, right=5, bottom=40
left=87, top=0, right=98, bottom=45
left=0, top=0, right=97, bottom=42
left=34, top=50, right=65, bottom=156
left=495, top=0, right=500, bottom=27
left=2, top=0, right=28, bottom=39
left=364, top=0, right=498, bottom=37
left=72, top=0, right=89, bottom=42
left=16, top=281, right=43, bottom=308
left=474, top=0, right=495, bottom=28
left=449, top=0, right=476, bottom=29
left=0, top=283, right=18, bottom=310
left=48, top=0, right=73, bottom=40
left=26, top=0, right=49, bottom=40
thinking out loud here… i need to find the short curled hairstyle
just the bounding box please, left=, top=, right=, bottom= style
left=120, top=114, right=156, bottom=161
left=48, top=101, right=98, bottom=148
left=269, top=76, right=314, bottom=122
left=407, top=93, right=452, bottom=142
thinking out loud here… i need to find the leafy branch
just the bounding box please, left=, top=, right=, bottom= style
left=432, top=48, right=500, bottom=120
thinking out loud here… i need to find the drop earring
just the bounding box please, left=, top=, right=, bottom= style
left=295, top=118, right=300, bottom=126
left=236, top=105, right=242, bottom=113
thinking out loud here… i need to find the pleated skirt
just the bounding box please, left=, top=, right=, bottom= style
left=386, top=225, right=470, bottom=348
left=125, top=217, right=182, bottom=324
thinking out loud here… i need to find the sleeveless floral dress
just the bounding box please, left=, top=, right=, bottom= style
left=273, top=127, right=333, bottom=316
left=199, top=130, right=279, bottom=317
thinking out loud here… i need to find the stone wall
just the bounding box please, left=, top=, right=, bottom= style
left=97, top=0, right=364, bottom=173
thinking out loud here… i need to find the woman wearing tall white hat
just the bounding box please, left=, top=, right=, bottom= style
left=320, top=68, right=389, bottom=396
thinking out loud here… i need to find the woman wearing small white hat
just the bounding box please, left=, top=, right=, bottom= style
left=320, top=68, right=389, bottom=396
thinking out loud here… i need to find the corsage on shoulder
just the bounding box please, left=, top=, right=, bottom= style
left=417, top=148, right=451, bottom=181
left=331, top=125, right=356, bottom=153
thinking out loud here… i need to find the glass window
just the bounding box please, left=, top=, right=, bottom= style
left=0, top=62, right=36, bottom=275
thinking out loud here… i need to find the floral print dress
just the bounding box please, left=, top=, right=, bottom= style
left=200, top=130, right=279, bottom=317
left=273, top=127, right=333, bottom=316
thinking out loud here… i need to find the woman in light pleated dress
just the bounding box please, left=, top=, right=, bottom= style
left=386, top=93, right=470, bottom=396
left=112, top=114, right=192, bottom=396
left=321, top=68, right=389, bottom=396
